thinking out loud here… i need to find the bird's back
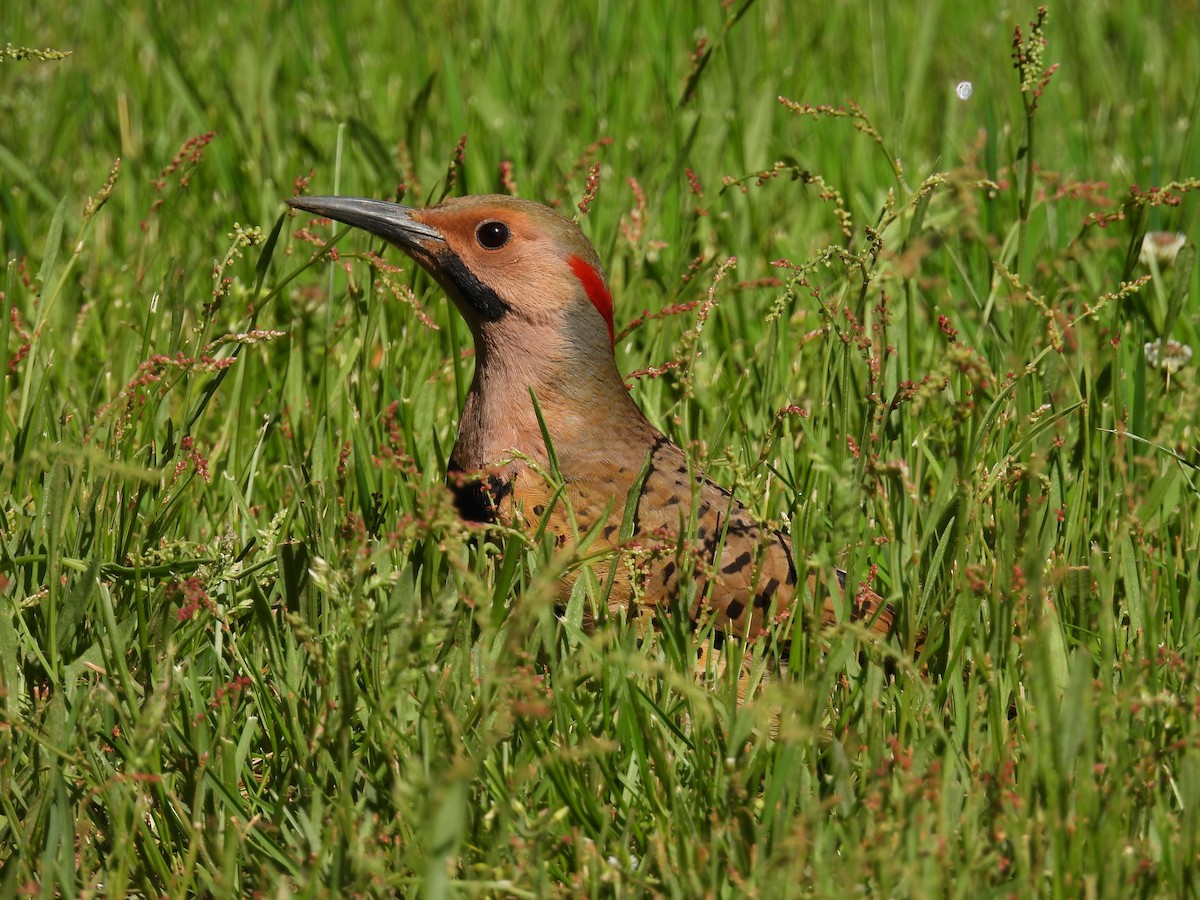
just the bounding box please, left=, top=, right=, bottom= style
left=479, top=422, right=897, bottom=649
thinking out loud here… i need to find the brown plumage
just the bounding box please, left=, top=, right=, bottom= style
left=288, top=193, right=908, bottom=654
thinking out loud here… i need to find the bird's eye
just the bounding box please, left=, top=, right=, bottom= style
left=476, top=221, right=510, bottom=250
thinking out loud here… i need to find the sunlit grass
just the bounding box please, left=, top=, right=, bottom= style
left=2, top=1, right=1199, bottom=894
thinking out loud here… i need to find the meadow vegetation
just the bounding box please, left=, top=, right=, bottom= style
left=2, top=1, right=1199, bottom=895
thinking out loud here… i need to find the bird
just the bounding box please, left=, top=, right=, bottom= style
left=287, top=192, right=910, bottom=657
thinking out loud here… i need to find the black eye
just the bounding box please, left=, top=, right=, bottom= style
left=476, top=221, right=510, bottom=250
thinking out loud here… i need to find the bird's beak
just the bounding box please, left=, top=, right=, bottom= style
left=286, top=196, right=446, bottom=250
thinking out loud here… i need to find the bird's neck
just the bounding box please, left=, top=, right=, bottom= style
left=450, top=323, right=650, bottom=475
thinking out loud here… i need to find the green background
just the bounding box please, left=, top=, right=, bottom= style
left=2, top=1, right=1198, bottom=895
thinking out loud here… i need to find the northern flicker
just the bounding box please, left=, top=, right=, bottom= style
left=288, top=193, right=909, bottom=655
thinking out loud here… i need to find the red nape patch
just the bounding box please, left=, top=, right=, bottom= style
left=568, top=254, right=614, bottom=345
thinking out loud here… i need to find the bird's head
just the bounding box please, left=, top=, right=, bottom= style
left=288, top=194, right=616, bottom=367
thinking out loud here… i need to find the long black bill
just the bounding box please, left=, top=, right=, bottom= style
left=286, top=196, right=445, bottom=250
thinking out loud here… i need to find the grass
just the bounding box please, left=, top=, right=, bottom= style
left=2, top=0, right=1199, bottom=895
